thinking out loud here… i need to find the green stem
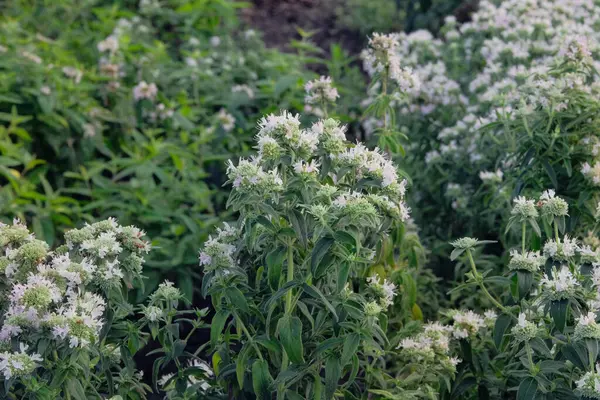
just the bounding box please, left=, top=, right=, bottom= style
left=522, top=221, right=526, bottom=254
left=466, top=250, right=510, bottom=314
left=554, top=221, right=559, bottom=242
left=184, top=325, right=198, bottom=342
left=285, top=244, right=294, bottom=314
left=525, top=343, right=535, bottom=375
left=279, top=244, right=295, bottom=386
left=233, top=312, right=264, bottom=361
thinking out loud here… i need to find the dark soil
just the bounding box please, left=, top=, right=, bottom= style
left=241, top=0, right=367, bottom=56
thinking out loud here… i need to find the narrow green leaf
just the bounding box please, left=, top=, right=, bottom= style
left=252, top=359, right=273, bottom=400
left=278, top=316, right=304, bottom=364
left=325, top=356, right=341, bottom=400
left=210, top=310, right=230, bottom=345
left=302, top=283, right=338, bottom=321
left=341, top=333, right=360, bottom=366
left=267, top=246, right=286, bottom=290
left=517, top=377, right=538, bottom=400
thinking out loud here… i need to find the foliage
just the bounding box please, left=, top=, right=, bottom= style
left=0, top=218, right=214, bottom=399
left=0, top=0, right=348, bottom=298
left=199, top=110, right=439, bottom=398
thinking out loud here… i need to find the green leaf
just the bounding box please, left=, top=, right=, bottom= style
left=325, top=356, right=341, bottom=400
left=225, top=287, right=249, bottom=314
left=517, top=270, right=533, bottom=299
left=450, top=248, right=466, bottom=261
left=311, top=236, right=335, bottom=278
left=341, top=333, right=360, bottom=366
left=66, top=378, right=87, bottom=400
left=493, top=314, right=513, bottom=350
left=517, top=377, right=538, bottom=400
left=210, top=310, right=230, bottom=346
left=561, top=343, right=587, bottom=370
left=543, top=160, right=558, bottom=189
left=550, top=299, right=569, bottom=332
left=236, top=343, right=251, bottom=389
left=252, top=359, right=273, bottom=400
left=302, top=283, right=338, bottom=321
left=267, top=246, right=286, bottom=290
left=278, top=315, right=304, bottom=364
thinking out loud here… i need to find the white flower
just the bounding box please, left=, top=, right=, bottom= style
left=293, top=160, right=320, bottom=175
left=479, top=169, right=503, bottom=183
left=133, top=81, right=158, bottom=101
left=367, top=275, right=397, bottom=308
left=508, top=249, right=545, bottom=272
left=305, top=76, right=339, bottom=105
left=217, top=109, right=235, bottom=132
left=97, top=36, right=119, bottom=54
left=540, top=265, right=579, bottom=300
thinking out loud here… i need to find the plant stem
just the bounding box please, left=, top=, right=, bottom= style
left=466, top=250, right=510, bottom=314
left=521, top=220, right=526, bottom=254
left=280, top=244, right=295, bottom=385
left=233, top=311, right=264, bottom=361
left=554, top=220, right=559, bottom=242
left=525, top=343, right=535, bottom=374
left=285, top=244, right=294, bottom=314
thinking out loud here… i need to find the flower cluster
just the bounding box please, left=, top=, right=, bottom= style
left=304, top=76, right=339, bottom=106
left=367, top=275, right=397, bottom=308
left=540, top=266, right=579, bottom=301
left=508, top=250, right=546, bottom=273
left=511, top=313, right=540, bottom=343
left=576, top=363, right=600, bottom=399
left=448, top=310, right=486, bottom=339
left=0, top=218, right=150, bottom=350
left=397, top=321, right=460, bottom=376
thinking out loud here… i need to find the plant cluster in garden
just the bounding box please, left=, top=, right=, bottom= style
left=442, top=191, right=600, bottom=399
left=197, top=109, right=436, bottom=399
left=0, top=218, right=216, bottom=400
left=356, top=0, right=600, bottom=275
left=0, top=0, right=364, bottom=300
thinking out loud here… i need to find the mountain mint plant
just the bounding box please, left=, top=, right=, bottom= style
left=199, top=111, right=417, bottom=399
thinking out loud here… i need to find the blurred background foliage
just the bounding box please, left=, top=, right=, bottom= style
left=0, top=0, right=473, bottom=304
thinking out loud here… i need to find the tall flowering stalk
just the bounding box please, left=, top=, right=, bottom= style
left=361, top=33, right=420, bottom=154
left=199, top=111, right=414, bottom=399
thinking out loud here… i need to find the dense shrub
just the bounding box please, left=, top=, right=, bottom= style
left=358, top=0, right=600, bottom=278
left=0, top=0, right=359, bottom=298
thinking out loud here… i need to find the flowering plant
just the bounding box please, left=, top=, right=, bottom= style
left=0, top=217, right=213, bottom=399
left=446, top=192, right=600, bottom=399
left=199, top=111, right=432, bottom=398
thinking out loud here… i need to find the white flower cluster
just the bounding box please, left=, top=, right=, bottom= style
left=361, top=33, right=420, bottom=95
left=479, top=169, right=503, bottom=184
left=217, top=108, right=235, bottom=132
left=159, top=359, right=214, bottom=393
left=543, top=236, right=579, bottom=262
left=0, top=218, right=151, bottom=350
left=574, top=311, right=600, bottom=341
left=576, top=363, right=600, bottom=399
left=539, top=190, right=569, bottom=218
left=304, top=76, right=339, bottom=105
left=371, top=0, right=600, bottom=199
left=508, top=249, right=546, bottom=273
left=449, top=310, right=486, bottom=339
left=0, top=343, right=42, bottom=380
left=367, top=275, right=397, bottom=308
left=511, top=313, right=540, bottom=343
left=198, top=223, right=240, bottom=279
left=397, top=322, right=460, bottom=371
left=540, top=266, right=579, bottom=301
left=133, top=81, right=158, bottom=101
left=511, top=196, right=538, bottom=220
